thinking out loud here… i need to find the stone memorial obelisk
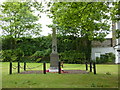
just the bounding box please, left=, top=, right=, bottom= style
left=49, top=26, right=59, bottom=72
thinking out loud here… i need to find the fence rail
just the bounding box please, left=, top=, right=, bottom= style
left=9, top=61, right=97, bottom=75
left=9, top=62, right=45, bottom=74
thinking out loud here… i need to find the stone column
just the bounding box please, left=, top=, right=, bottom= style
left=49, top=27, right=59, bottom=72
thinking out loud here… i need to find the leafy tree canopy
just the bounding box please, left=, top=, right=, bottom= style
left=0, top=1, right=42, bottom=38
left=111, top=1, right=120, bottom=38
left=111, top=1, right=120, bottom=21
left=48, top=2, right=111, bottom=40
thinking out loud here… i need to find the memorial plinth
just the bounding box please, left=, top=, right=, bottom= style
left=49, top=27, right=59, bottom=72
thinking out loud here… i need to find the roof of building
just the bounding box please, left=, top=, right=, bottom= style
left=92, top=38, right=112, bottom=47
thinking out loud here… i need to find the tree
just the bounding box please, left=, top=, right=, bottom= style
left=0, top=1, right=42, bottom=38
left=111, top=1, right=120, bottom=38
left=45, top=2, right=112, bottom=62
left=48, top=2, right=111, bottom=40
left=111, top=1, right=120, bottom=21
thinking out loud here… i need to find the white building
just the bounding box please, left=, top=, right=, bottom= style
left=114, top=44, right=120, bottom=64
left=91, top=21, right=120, bottom=64
left=91, top=38, right=115, bottom=61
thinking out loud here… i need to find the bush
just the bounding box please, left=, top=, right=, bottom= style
left=16, top=36, right=52, bottom=56
left=31, top=49, right=51, bottom=62
left=36, top=58, right=42, bottom=62
left=32, top=51, right=44, bottom=57
left=2, top=35, right=16, bottom=50
left=2, top=50, right=15, bottom=62
left=14, top=48, right=24, bottom=61
left=2, top=49, right=24, bottom=62
left=59, top=50, right=86, bottom=64
left=96, top=53, right=115, bottom=64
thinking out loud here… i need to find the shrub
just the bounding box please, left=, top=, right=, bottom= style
left=0, top=51, right=2, bottom=62
left=2, top=49, right=24, bottom=62
left=2, top=35, right=16, bottom=50
left=2, top=50, right=14, bottom=62
left=14, top=48, right=24, bottom=61
left=31, top=49, right=51, bottom=62
left=96, top=53, right=115, bottom=64
left=59, top=51, right=86, bottom=64
left=32, top=51, right=44, bottom=57
left=36, top=58, right=42, bottom=62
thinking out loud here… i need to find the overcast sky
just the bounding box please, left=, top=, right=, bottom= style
left=0, top=0, right=112, bottom=38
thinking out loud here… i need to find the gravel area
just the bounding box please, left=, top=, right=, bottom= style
left=19, top=70, right=89, bottom=74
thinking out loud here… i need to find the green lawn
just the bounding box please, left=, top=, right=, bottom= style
left=1, top=62, right=119, bottom=88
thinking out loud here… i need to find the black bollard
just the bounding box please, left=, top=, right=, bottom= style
left=43, top=62, right=46, bottom=74
left=93, top=62, right=96, bottom=74
left=58, top=61, right=61, bottom=74
left=18, top=62, right=20, bottom=73
left=9, top=62, right=12, bottom=74
left=85, top=62, right=88, bottom=71
left=90, top=62, right=92, bottom=72
left=24, top=62, right=26, bottom=71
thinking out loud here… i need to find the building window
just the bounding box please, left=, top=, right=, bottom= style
left=95, top=52, right=101, bottom=59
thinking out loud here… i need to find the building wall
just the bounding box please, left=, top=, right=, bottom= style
left=91, top=47, right=115, bottom=60
left=116, top=38, right=120, bottom=45
left=116, top=21, right=120, bottom=30
left=114, top=45, right=120, bottom=64
left=114, top=21, right=120, bottom=63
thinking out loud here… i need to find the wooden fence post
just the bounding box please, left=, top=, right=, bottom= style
left=93, top=62, right=96, bottom=74
left=43, top=62, right=46, bottom=74
left=18, top=62, right=20, bottom=73
left=9, top=62, right=12, bottom=74
left=90, top=62, right=92, bottom=72
left=85, top=62, right=88, bottom=71
left=24, top=62, right=26, bottom=71
left=58, top=61, right=61, bottom=74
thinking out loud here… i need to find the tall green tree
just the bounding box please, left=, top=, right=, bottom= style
left=111, top=1, right=120, bottom=21
left=48, top=2, right=110, bottom=40
left=46, top=2, right=111, bottom=61
left=0, top=1, right=42, bottom=38
left=111, top=1, right=120, bottom=38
